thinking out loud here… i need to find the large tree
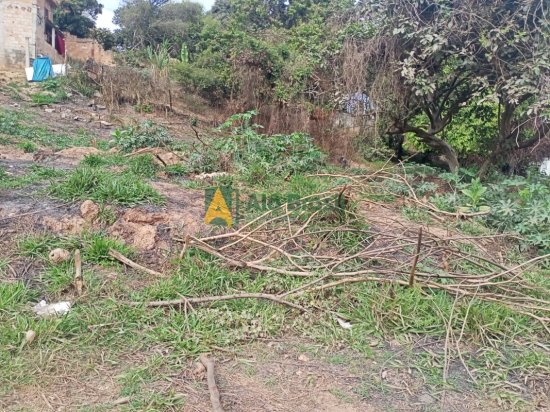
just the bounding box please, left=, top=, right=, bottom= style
left=114, top=0, right=203, bottom=54
left=54, top=0, right=103, bottom=38
left=349, top=0, right=549, bottom=172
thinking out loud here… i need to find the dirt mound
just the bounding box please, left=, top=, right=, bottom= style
left=42, top=215, right=88, bottom=235
left=0, top=145, right=34, bottom=162
left=55, top=147, right=102, bottom=165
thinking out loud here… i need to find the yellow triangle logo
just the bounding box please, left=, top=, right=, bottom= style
left=205, top=187, right=233, bottom=227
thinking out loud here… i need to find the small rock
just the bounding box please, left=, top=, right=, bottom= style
left=44, top=108, right=55, bottom=113
left=49, top=248, right=71, bottom=264
left=155, top=151, right=180, bottom=166
left=298, top=354, right=310, bottom=362
left=193, top=362, right=206, bottom=377
left=99, top=121, right=113, bottom=128
left=96, top=105, right=107, bottom=110
left=23, top=330, right=36, bottom=346
left=80, top=200, right=99, bottom=221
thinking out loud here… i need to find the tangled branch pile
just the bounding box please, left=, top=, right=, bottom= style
left=168, top=171, right=550, bottom=335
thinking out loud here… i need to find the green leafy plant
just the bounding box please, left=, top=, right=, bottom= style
left=460, top=178, right=488, bottom=210
left=133, top=103, right=153, bottom=113
left=112, top=121, right=172, bottom=153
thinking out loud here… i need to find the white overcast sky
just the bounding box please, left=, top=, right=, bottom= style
left=96, top=0, right=215, bottom=30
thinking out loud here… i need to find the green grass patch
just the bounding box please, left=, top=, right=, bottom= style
left=0, top=164, right=66, bottom=190
left=0, top=108, right=105, bottom=150
left=18, top=232, right=131, bottom=263
left=49, top=167, right=163, bottom=205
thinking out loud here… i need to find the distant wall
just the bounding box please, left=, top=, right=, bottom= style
left=64, top=33, right=114, bottom=66
left=0, top=0, right=62, bottom=68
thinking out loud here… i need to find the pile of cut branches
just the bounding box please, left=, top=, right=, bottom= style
left=163, top=173, right=550, bottom=334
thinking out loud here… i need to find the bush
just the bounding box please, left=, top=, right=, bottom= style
left=173, top=61, right=226, bottom=97
left=188, top=111, right=326, bottom=183
left=112, top=121, right=173, bottom=153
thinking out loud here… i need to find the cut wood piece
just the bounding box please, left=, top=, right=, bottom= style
left=74, top=249, right=83, bottom=296
left=199, top=354, right=224, bottom=412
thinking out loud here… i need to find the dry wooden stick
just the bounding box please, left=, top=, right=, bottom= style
left=409, top=227, right=423, bottom=287
left=108, top=249, right=164, bottom=277
left=74, top=249, right=83, bottom=296
left=199, top=354, right=224, bottom=412
left=135, top=292, right=306, bottom=312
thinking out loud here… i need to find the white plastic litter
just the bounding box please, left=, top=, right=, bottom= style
left=32, top=300, right=71, bottom=317
left=335, top=316, right=353, bottom=329
left=540, top=159, right=550, bottom=176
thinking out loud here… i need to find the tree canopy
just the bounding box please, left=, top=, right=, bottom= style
left=54, top=0, right=103, bottom=38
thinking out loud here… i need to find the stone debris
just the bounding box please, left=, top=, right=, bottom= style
left=80, top=200, right=100, bottom=221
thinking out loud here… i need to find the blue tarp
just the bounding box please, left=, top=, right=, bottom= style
left=32, top=57, right=54, bottom=82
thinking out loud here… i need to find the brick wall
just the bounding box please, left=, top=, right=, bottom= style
left=64, top=33, right=115, bottom=66
left=0, top=0, right=34, bottom=68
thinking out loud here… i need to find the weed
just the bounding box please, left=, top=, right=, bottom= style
left=402, top=206, right=431, bottom=223
left=31, top=90, right=67, bottom=105
left=127, top=154, right=159, bottom=178
left=19, top=232, right=130, bottom=264
left=97, top=203, right=117, bottom=226
left=84, top=232, right=131, bottom=263
left=133, top=103, right=153, bottom=113
left=0, top=108, right=102, bottom=150
left=164, top=164, right=187, bottom=177
left=0, top=281, right=36, bottom=313
left=17, top=140, right=37, bottom=153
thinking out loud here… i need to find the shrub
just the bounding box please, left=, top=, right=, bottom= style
left=112, top=121, right=173, bottom=153
left=190, top=111, right=326, bottom=183
left=173, top=61, right=226, bottom=97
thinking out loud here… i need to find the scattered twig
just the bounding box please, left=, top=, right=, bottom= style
left=111, top=396, right=130, bottom=406
left=199, top=354, right=224, bottom=412
left=179, top=234, right=190, bottom=260
left=108, top=249, right=163, bottom=277
left=409, top=227, right=423, bottom=287
left=134, top=292, right=306, bottom=312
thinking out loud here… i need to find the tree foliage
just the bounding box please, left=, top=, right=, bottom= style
left=111, top=0, right=549, bottom=174
left=54, top=0, right=103, bottom=38
left=114, top=0, right=203, bottom=54
left=350, top=0, right=549, bottom=172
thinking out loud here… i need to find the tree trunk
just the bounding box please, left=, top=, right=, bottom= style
left=402, top=125, right=460, bottom=173
left=478, top=102, right=515, bottom=179
left=440, top=143, right=460, bottom=173
left=410, top=128, right=460, bottom=172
